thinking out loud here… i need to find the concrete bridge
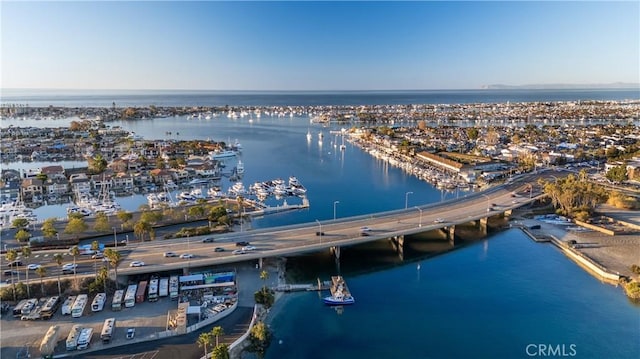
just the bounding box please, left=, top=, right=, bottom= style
left=113, top=172, right=549, bottom=277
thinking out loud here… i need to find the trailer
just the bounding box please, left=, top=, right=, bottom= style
left=40, top=296, right=60, bottom=320
left=12, top=299, right=29, bottom=317
left=111, top=289, right=124, bottom=311
left=136, top=280, right=148, bottom=303
left=91, top=293, right=106, bottom=312
left=76, top=327, right=94, bottom=350
left=169, top=275, right=179, bottom=300
left=71, top=294, right=88, bottom=318
left=159, top=277, right=169, bottom=297
left=148, top=278, right=159, bottom=302
left=61, top=296, right=76, bottom=316
left=66, top=324, right=82, bottom=351
left=40, top=325, right=60, bottom=359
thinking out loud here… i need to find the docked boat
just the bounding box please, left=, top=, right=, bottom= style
left=177, top=191, right=196, bottom=201
left=237, top=160, right=244, bottom=174
left=323, top=276, right=355, bottom=306
left=209, top=150, right=237, bottom=160
left=228, top=182, right=247, bottom=196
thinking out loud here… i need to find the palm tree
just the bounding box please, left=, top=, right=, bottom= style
left=5, top=249, right=18, bottom=301
left=211, top=326, right=224, bottom=347
left=211, top=343, right=230, bottom=359
left=22, top=246, right=31, bottom=298
left=36, top=266, right=47, bottom=296
left=97, top=266, right=109, bottom=293
left=70, top=245, right=80, bottom=285
left=134, top=220, right=152, bottom=242
left=260, top=270, right=269, bottom=290
left=103, top=248, right=122, bottom=289
left=53, top=253, right=63, bottom=296
left=197, top=332, right=213, bottom=358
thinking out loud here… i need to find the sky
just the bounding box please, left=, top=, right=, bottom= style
left=1, top=1, right=639, bottom=91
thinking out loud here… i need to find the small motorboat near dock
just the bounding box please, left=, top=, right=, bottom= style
left=323, top=276, right=355, bottom=305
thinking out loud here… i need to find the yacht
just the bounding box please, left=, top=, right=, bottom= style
left=228, top=182, right=247, bottom=196
left=237, top=160, right=245, bottom=174
left=177, top=191, right=197, bottom=201
left=209, top=150, right=237, bottom=160
left=207, top=187, right=224, bottom=198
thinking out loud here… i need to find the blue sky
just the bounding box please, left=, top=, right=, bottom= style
left=1, top=1, right=638, bottom=90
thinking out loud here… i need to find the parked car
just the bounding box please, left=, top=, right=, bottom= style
left=235, top=241, right=250, bottom=247
left=202, top=237, right=215, bottom=243
left=126, top=328, right=135, bottom=339
left=214, top=247, right=225, bottom=252
left=163, top=252, right=177, bottom=258
left=129, top=261, right=145, bottom=267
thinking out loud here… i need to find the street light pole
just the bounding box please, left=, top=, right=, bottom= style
left=414, top=206, right=423, bottom=227
left=113, top=227, right=117, bottom=248
left=405, top=191, right=413, bottom=209
left=333, top=201, right=340, bottom=220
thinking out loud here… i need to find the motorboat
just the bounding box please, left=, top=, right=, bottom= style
left=323, top=276, right=355, bottom=306
left=237, top=160, right=245, bottom=174
left=209, top=150, right=237, bottom=160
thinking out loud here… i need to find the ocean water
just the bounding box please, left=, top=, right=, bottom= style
left=1, top=88, right=638, bottom=107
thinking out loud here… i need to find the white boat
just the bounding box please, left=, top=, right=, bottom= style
left=237, top=160, right=244, bottom=174
left=228, top=182, right=246, bottom=195
left=306, top=130, right=312, bottom=142
left=207, top=187, right=224, bottom=198
left=323, top=276, right=355, bottom=306
left=210, top=150, right=237, bottom=160
left=177, top=191, right=196, bottom=201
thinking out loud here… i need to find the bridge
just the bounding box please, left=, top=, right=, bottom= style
left=6, top=171, right=553, bottom=283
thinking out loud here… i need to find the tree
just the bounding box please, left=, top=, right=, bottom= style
left=22, top=246, right=32, bottom=298
left=41, top=218, right=58, bottom=239
left=88, top=153, right=108, bottom=174
left=53, top=253, right=64, bottom=296
left=36, top=266, right=47, bottom=296
left=211, top=344, right=230, bottom=359
left=104, top=248, right=122, bottom=288
left=5, top=249, right=18, bottom=301
left=260, top=270, right=269, bottom=290
left=15, top=229, right=31, bottom=243
left=188, top=205, right=205, bottom=218
left=197, top=332, right=213, bottom=358
left=64, top=217, right=88, bottom=239
left=70, top=245, right=80, bottom=285
left=134, top=220, right=152, bottom=241
left=97, top=266, right=109, bottom=293
left=11, top=218, right=29, bottom=230
left=140, top=210, right=163, bottom=224
left=94, top=212, right=110, bottom=232
left=247, top=321, right=272, bottom=358
left=211, top=326, right=224, bottom=347
left=606, top=164, right=627, bottom=184
left=36, top=173, right=48, bottom=182
left=116, top=210, right=133, bottom=228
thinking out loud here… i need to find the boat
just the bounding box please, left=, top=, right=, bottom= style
left=323, top=276, right=354, bottom=305
left=209, top=150, right=237, bottom=160
left=237, top=160, right=244, bottom=174
left=177, top=191, right=196, bottom=201
left=306, top=130, right=312, bottom=142
left=228, top=182, right=247, bottom=195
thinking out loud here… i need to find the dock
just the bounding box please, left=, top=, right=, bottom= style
left=274, top=278, right=331, bottom=292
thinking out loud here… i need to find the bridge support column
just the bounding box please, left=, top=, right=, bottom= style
left=331, top=246, right=341, bottom=261
left=477, top=217, right=488, bottom=236
left=258, top=257, right=264, bottom=269
left=447, top=225, right=457, bottom=246
left=388, top=235, right=405, bottom=260
left=182, top=267, right=189, bottom=275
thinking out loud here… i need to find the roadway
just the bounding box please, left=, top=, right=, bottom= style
left=3, top=171, right=554, bottom=282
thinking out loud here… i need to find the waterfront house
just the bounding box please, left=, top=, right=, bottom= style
left=69, top=174, right=92, bottom=194
left=112, top=173, right=135, bottom=192
left=41, top=165, right=66, bottom=180
left=21, top=178, right=44, bottom=201
left=149, top=169, right=176, bottom=185
left=0, top=180, right=20, bottom=202
left=44, top=178, right=69, bottom=197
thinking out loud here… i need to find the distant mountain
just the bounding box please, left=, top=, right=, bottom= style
left=482, top=82, right=639, bottom=90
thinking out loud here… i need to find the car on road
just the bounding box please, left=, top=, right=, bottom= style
left=434, top=218, right=445, bottom=223
left=214, top=247, right=225, bottom=252
left=360, top=226, right=371, bottom=232
left=8, top=261, right=23, bottom=267
left=27, top=264, right=42, bottom=270
left=91, top=252, right=104, bottom=259
left=3, top=270, right=19, bottom=276
left=129, top=261, right=145, bottom=267
left=235, top=241, right=250, bottom=247
left=315, top=231, right=325, bottom=236
left=179, top=253, right=194, bottom=259
left=62, top=263, right=77, bottom=270
left=360, top=231, right=370, bottom=237
left=202, top=237, right=215, bottom=243
left=242, top=246, right=256, bottom=251
left=232, top=249, right=246, bottom=255
left=126, top=328, right=135, bottom=339
left=163, top=252, right=177, bottom=258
